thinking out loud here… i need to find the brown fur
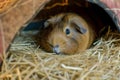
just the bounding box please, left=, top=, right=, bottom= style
left=35, top=13, right=95, bottom=55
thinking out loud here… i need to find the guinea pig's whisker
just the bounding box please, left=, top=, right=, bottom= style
left=62, top=47, right=66, bottom=50
left=47, top=42, right=53, bottom=48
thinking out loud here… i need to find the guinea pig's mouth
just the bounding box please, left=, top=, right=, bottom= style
left=52, top=49, right=67, bottom=55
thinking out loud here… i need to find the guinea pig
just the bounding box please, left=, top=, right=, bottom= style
left=35, top=13, right=96, bottom=55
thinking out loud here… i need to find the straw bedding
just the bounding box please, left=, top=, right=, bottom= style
left=0, top=28, right=120, bottom=80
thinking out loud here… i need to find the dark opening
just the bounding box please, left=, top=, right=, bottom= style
left=24, top=0, right=116, bottom=34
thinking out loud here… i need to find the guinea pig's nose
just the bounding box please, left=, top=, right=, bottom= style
left=53, top=45, right=60, bottom=54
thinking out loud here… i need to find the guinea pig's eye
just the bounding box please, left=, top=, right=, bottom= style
left=65, top=28, right=70, bottom=35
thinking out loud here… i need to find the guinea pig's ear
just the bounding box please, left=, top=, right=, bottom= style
left=72, top=22, right=87, bottom=34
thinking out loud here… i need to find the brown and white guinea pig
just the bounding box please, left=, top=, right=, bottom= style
left=35, top=13, right=96, bottom=55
